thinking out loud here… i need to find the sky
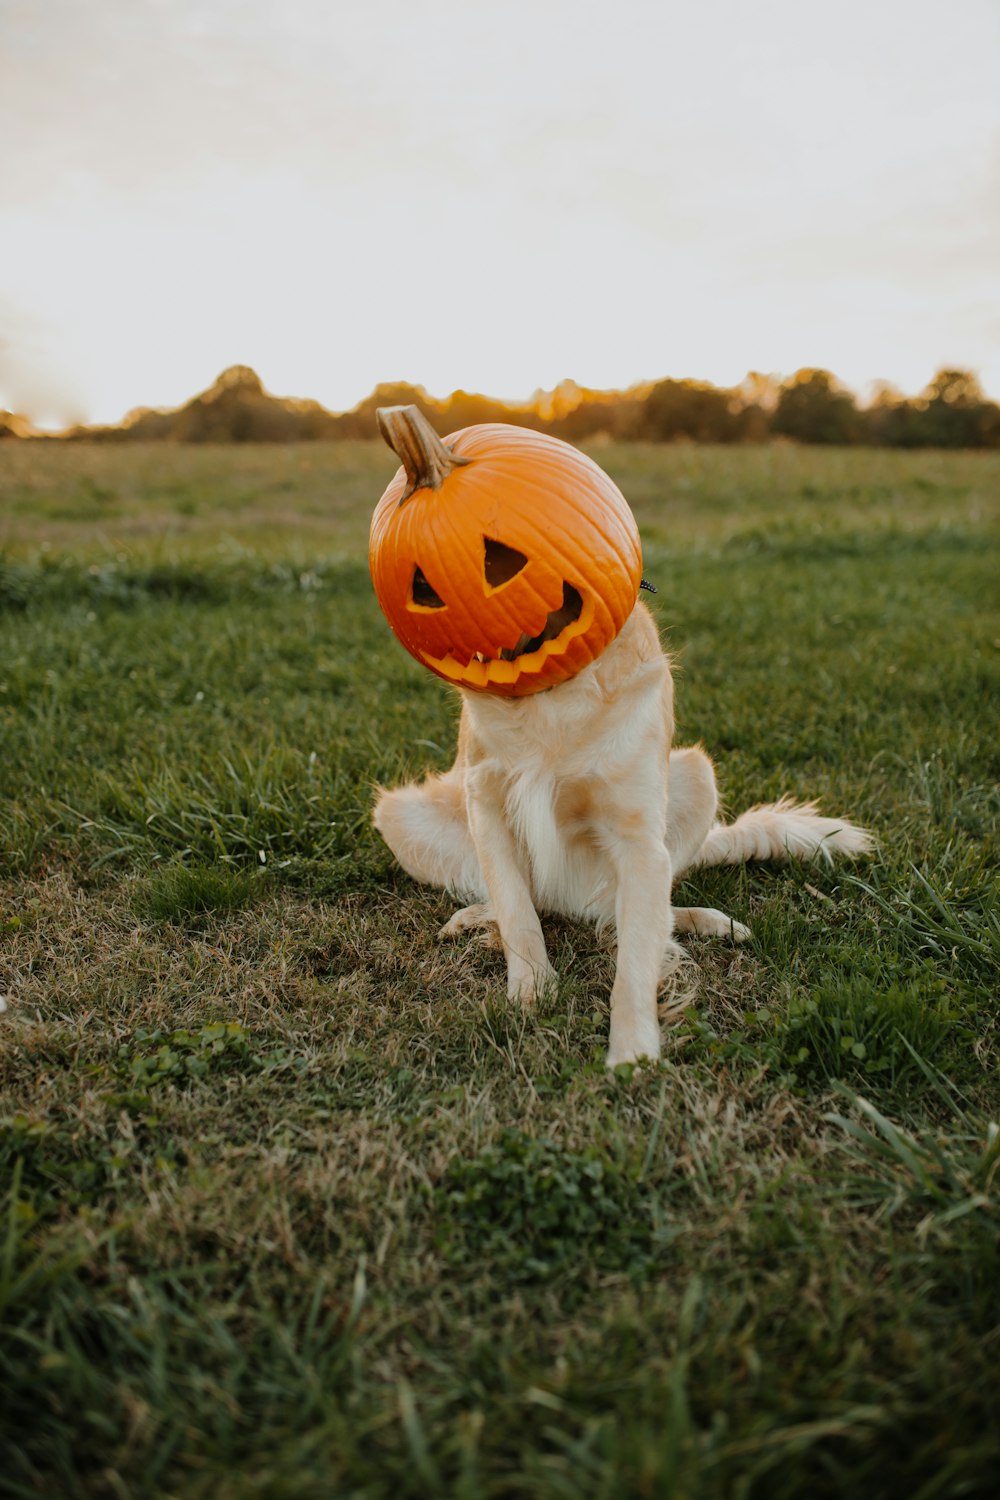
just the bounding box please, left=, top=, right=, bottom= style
left=2, top=0, right=999, bottom=428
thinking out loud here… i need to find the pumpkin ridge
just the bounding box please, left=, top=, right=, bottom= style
left=457, top=458, right=641, bottom=560
left=421, top=508, right=489, bottom=649
left=468, top=470, right=641, bottom=606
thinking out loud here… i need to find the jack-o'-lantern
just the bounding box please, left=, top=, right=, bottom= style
left=369, top=406, right=643, bottom=697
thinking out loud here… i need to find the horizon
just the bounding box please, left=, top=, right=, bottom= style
left=9, top=359, right=998, bottom=438
left=3, top=0, right=998, bottom=429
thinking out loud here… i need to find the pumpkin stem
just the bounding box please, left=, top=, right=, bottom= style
left=376, top=405, right=470, bottom=504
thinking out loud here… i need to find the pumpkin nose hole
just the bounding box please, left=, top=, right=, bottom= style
left=411, top=566, right=445, bottom=609
left=483, top=538, right=528, bottom=589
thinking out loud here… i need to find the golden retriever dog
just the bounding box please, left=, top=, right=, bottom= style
left=374, top=600, right=871, bottom=1067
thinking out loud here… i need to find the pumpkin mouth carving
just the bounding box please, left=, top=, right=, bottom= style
left=420, top=585, right=595, bottom=690
left=499, top=581, right=583, bottom=661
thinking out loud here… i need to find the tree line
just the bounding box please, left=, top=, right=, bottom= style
left=4, top=363, right=999, bottom=447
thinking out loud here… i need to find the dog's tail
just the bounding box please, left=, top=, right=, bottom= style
left=691, top=797, right=873, bottom=870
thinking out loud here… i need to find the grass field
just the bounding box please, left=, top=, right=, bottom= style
left=1, top=439, right=999, bottom=1498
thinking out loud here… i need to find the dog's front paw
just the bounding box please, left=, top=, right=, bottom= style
left=506, top=962, right=557, bottom=1006
left=606, top=1016, right=662, bottom=1070
left=438, top=903, right=496, bottom=941
left=605, top=1039, right=661, bottom=1070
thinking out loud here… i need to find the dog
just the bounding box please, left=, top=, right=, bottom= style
left=373, top=599, right=871, bottom=1067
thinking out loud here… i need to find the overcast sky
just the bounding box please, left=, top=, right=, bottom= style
left=2, top=0, right=998, bottom=427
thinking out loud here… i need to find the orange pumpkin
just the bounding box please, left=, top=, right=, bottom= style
left=369, top=406, right=643, bottom=696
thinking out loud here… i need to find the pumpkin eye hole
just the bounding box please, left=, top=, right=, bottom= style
left=411, top=566, right=446, bottom=609
left=483, top=538, right=528, bottom=590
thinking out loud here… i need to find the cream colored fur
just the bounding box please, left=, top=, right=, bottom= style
left=374, top=602, right=871, bottom=1067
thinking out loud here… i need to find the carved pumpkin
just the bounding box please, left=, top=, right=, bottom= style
left=369, top=406, right=643, bottom=696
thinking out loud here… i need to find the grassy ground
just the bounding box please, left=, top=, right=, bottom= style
left=1, top=440, right=999, bottom=1498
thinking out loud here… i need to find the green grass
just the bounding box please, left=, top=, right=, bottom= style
left=1, top=440, right=999, bottom=1497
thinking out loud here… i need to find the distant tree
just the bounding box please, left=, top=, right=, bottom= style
left=773, top=369, right=860, bottom=445
left=340, top=382, right=439, bottom=438
left=731, top=371, right=779, bottom=442
left=533, top=380, right=648, bottom=442
left=170, top=366, right=273, bottom=441
left=639, top=378, right=742, bottom=442
left=738, top=371, right=781, bottom=413
left=863, top=383, right=923, bottom=448
left=861, top=370, right=1000, bottom=449
left=532, top=379, right=583, bottom=424
left=0, top=410, right=32, bottom=439
left=911, top=369, right=1000, bottom=448
left=439, top=390, right=541, bottom=432
left=210, top=365, right=264, bottom=396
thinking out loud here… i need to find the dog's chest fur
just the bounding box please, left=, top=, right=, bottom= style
left=459, top=606, right=672, bottom=915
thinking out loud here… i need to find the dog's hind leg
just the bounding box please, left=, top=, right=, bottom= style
left=666, top=746, right=750, bottom=942
left=373, top=772, right=486, bottom=900
left=666, top=746, right=719, bottom=877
